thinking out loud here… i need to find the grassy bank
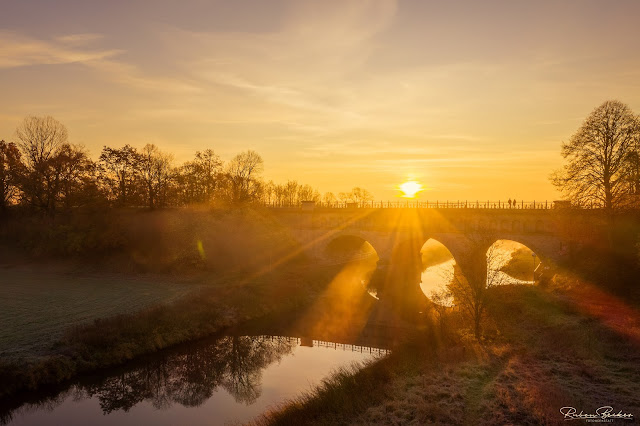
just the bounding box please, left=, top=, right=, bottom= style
left=255, top=272, right=640, bottom=425
left=0, top=266, right=202, bottom=361
left=0, top=263, right=342, bottom=398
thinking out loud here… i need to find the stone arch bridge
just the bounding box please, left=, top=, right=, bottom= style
left=272, top=207, right=601, bottom=285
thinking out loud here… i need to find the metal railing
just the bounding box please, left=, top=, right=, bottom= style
left=265, top=336, right=391, bottom=355
left=312, top=339, right=391, bottom=355
left=264, top=200, right=560, bottom=209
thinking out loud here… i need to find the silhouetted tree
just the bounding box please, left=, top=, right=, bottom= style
left=338, top=187, right=373, bottom=205
left=221, top=150, right=264, bottom=204
left=261, top=180, right=276, bottom=204
left=98, top=145, right=141, bottom=206
left=351, top=187, right=373, bottom=204
left=15, top=116, right=69, bottom=214
left=323, top=191, right=337, bottom=205
left=0, top=140, right=23, bottom=213
left=448, top=242, right=507, bottom=338
left=283, top=180, right=299, bottom=205
left=139, top=144, right=174, bottom=209
left=177, top=149, right=222, bottom=205
left=551, top=100, right=640, bottom=210
left=622, top=150, right=640, bottom=198
left=297, top=183, right=320, bottom=203
left=55, top=144, right=97, bottom=209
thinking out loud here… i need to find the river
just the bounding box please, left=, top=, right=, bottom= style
left=1, top=331, right=390, bottom=426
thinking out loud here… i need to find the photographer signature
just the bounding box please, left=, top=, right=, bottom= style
left=560, top=406, right=633, bottom=421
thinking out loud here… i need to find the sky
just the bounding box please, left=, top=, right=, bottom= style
left=2, top=0, right=640, bottom=201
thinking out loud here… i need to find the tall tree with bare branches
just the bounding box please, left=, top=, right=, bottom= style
left=222, top=150, right=264, bottom=204
left=15, top=116, right=69, bottom=214
left=98, top=145, right=142, bottom=206
left=139, top=144, right=174, bottom=209
left=551, top=100, right=640, bottom=210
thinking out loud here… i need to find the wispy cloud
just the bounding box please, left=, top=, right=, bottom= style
left=0, top=31, right=121, bottom=68
left=0, top=31, right=201, bottom=95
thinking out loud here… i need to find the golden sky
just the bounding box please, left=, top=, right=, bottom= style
left=2, top=0, right=640, bottom=201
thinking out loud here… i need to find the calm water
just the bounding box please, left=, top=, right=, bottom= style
left=2, top=334, right=389, bottom=426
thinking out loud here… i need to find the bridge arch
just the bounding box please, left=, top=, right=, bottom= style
left=323, top=233, right=379, bottom=263
left=485, top=239, right=539, bottom=285
left=419, top=238, right=456, bottom=305
left=319, top=232, right=384, bottom=301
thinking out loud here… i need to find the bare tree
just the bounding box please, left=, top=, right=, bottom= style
left=15, top=116, right=69, bottom=214
left=622, top=148, right=640, bottom=200
left=297, top=183, right=320, bottom=203
left=99, top=145, right=141, bottom=206
left=0, top=140, right=23, bottom=213
left=336, top=187, right=374, bottom=205
left=551, top=100, right=640, bottom=210
left=323, top=191, right=337, bottom=205
left=139, top=144, right=174, bottom=209
left=351, top=187, right=373, bottom=204
left=176, top=149, right=222, bottom=205
left=223, top=150, right=264, bottom=204
left=283, top=180, right=299, bottom=205
left=448, top=243, right=507, bottom=338
left=55, top=144, right=96, bottom=209
left=429, top=287, right=452, bottom=335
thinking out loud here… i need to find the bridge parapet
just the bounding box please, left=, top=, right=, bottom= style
left=273, top=207, right=610, bottom=272
left=270, top=207, right=594, bottom=236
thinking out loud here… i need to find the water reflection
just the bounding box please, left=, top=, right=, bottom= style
left=86, top=335, right=295, bottom=413
left=420, top=258, right=456, bottom=307
left=420, top=240, right=535, bottom=307
left=1, top=334, right=388, bottom=426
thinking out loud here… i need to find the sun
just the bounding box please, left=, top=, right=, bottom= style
left=399, top=181, right=423, bottom=198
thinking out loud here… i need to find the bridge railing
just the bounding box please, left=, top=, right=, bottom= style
left=263, top=336, right=391, bottom=355
left=312, top=339, right=391, bottom=355
left=264, top=200, right=563, bottom=209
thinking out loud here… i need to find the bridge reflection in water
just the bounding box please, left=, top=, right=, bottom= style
left=298, top=336, right=391, bottom=356
left=1, top=332, right=391, bottom=426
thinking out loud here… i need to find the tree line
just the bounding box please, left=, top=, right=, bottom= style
left=0, top=115, right=372, bottom=215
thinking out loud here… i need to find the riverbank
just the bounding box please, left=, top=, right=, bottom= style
left=0, top=261, right=344, bottom=399
left=256, top=272, right=640, bottom=425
